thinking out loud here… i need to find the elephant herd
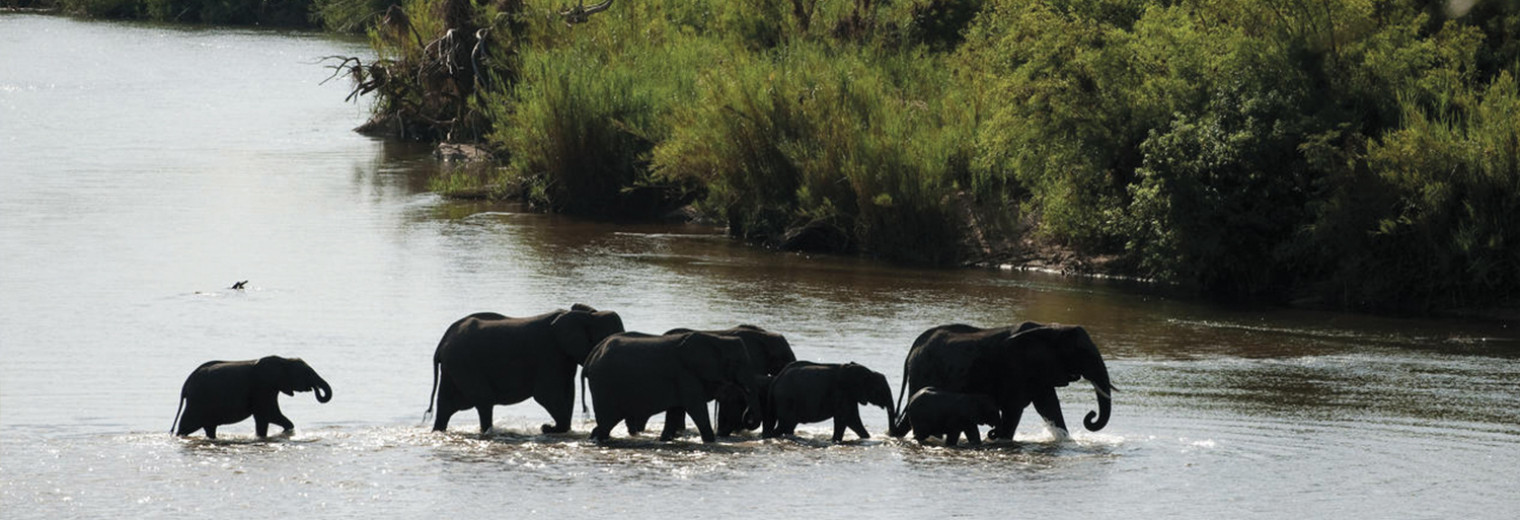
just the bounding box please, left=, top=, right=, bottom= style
left=172, top=304, right=1115, bottom=447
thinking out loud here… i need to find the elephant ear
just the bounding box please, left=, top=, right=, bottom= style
left=760, top=331, right=797, bottom=376
left=1014, top=321, right=1045, bottom=333
left=570, top=303, right=598, bottom=312
left=591, top=311, right=626, bottom=342
left=836, top=363, right=877, bottom=405
left=550, top=311, right=597, bottom=365
left=255, top=356, right=296, bottom=396
left=677, top=333, right=725, bottom=383
left=1009, top=327, right=1072, bottom=389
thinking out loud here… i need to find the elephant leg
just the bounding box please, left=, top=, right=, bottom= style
left=715, top=396, right=743, bottom=437
left=254, top=399, right=290, bottom=438
left=946, top=430, right=961, bottom=447
left=625, top=414, right=649, bottom=435
left=444, top=367, right=499, bottom=434
left=989, top=400, right=1028, bottom=441
left=1031, top=387, right=1068, bottom=437
left=534, top=370, right=575, bottom=434
left=270, top=413, right=294, bottom=434
left=432, top=373, right=467, bottom=432
left=660, top=408, right=687, bottom=441
left=589, top=416, right=617, bottom=442
left=843, top=406, right=869, bottom=440
left=965, top=424, right=982, bottom=446
left=476, top=405, right=494, bottom=434
left=175, top=412, right=199, bottom=437
left=204, top=425, right=218, bottom=439
left=685, top=402, right=717, bottom=443
left=774, top=414, right=799, bottom=438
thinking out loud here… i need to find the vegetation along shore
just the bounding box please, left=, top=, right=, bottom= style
left=34, top=0, right=1520, bottom=314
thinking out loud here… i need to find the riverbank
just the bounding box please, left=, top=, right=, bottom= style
left=346, top=1, right=1518, bottom=315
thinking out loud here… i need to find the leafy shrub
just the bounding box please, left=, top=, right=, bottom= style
left=653, top=45, right=972, bottom=263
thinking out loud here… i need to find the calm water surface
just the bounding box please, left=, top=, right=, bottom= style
left=2, top=14, right=1517, bottom=518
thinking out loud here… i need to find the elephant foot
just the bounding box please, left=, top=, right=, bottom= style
left=541, top=423, right=571, bottom=434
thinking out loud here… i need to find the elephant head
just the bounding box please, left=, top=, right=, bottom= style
left=969, top=393, right=1001, bottom=426
left=1007, top=325, right=1113, bottom=431
left=551, top=306, right=626, bottom=365
left=257, top=356, right=332, bottom=403
left=732, top=325, right=798, bottom=376
left=839, top=362, right=896, bottom=428
left=679, top=332, right=764, bottom=417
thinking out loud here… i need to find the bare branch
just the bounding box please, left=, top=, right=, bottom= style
left=560, top=0, right=614, bottom=25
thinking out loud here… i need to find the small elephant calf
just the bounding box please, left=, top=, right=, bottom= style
left=172, top=356, right=333, bottom=439
left=891, top=387, right=1000, bottom=446
left=764, top=361, right=895, bottom=443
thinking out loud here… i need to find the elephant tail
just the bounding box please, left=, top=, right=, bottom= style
left=424, top=353, right=440, bottom=424
left=170, top=396, right=185, bottom=435
left=171, top=377, right=192, bottom=435
left=893, top=354, right=912, bottom=432
left=888, top=398, right=911, bottom=438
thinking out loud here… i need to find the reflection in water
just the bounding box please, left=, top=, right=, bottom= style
left=2, top=13, right=1518, bottom=520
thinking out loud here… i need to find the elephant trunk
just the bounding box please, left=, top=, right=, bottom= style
left=740, top=375, right=764, bottom=429
left=313, top=376, right=333, bottom=403
left=742, top=377, right=770, bottom=430
left=1082, top=369, right=1111, bottom=432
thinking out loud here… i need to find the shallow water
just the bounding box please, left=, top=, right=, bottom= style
left=2, top=14, right=1518, bottom=518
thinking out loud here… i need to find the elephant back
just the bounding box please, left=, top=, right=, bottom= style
left=905, top=326, right=1023, bottom=398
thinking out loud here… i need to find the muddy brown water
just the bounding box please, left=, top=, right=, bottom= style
left=2, top=14, right=1517, bottom=518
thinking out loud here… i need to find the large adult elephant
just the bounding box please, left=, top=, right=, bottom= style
left=632, top=325, right=796, bottom=438
left=583, top=331, right=763, bottom=443
left=427, top=304, right=624, bottom=434
left=172, top=356, right=333, bottom=439
left=889, top=323, right=1114, bottom=440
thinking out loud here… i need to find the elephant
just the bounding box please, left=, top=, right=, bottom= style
left=624, top=325, right=796, bottom=438
left=427, top=304, right=624, bottom=434
left=583, top=331, right=763, bottom=443
left=893, top=387, right=1002, bottom=446
left=890, top=322, right=1114, bottom=441
left=171, top=356, right=332, bottom=439
left=763, top=361, right=895, bottom=443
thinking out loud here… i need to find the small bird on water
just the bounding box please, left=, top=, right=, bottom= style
left=231, top=280, right=248, bottom=290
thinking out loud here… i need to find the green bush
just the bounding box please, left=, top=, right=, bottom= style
left=490, top=13, right=717, bottom=216
left=653, top=45, right=972, bottom=263
left=1337, top=72, right=1520, bottom=309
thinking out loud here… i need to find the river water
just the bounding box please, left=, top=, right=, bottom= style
left=2, top=14, right=1517, bottom=518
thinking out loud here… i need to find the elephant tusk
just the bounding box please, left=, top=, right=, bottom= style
left=1094, top=385, right=1113, bottom=400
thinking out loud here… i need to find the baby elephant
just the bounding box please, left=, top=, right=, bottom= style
left=172, top=356, right=333, bottom=439
left=764, top=361, right=895, bottom=442
left=892, top=387, right=1000, bottom=446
